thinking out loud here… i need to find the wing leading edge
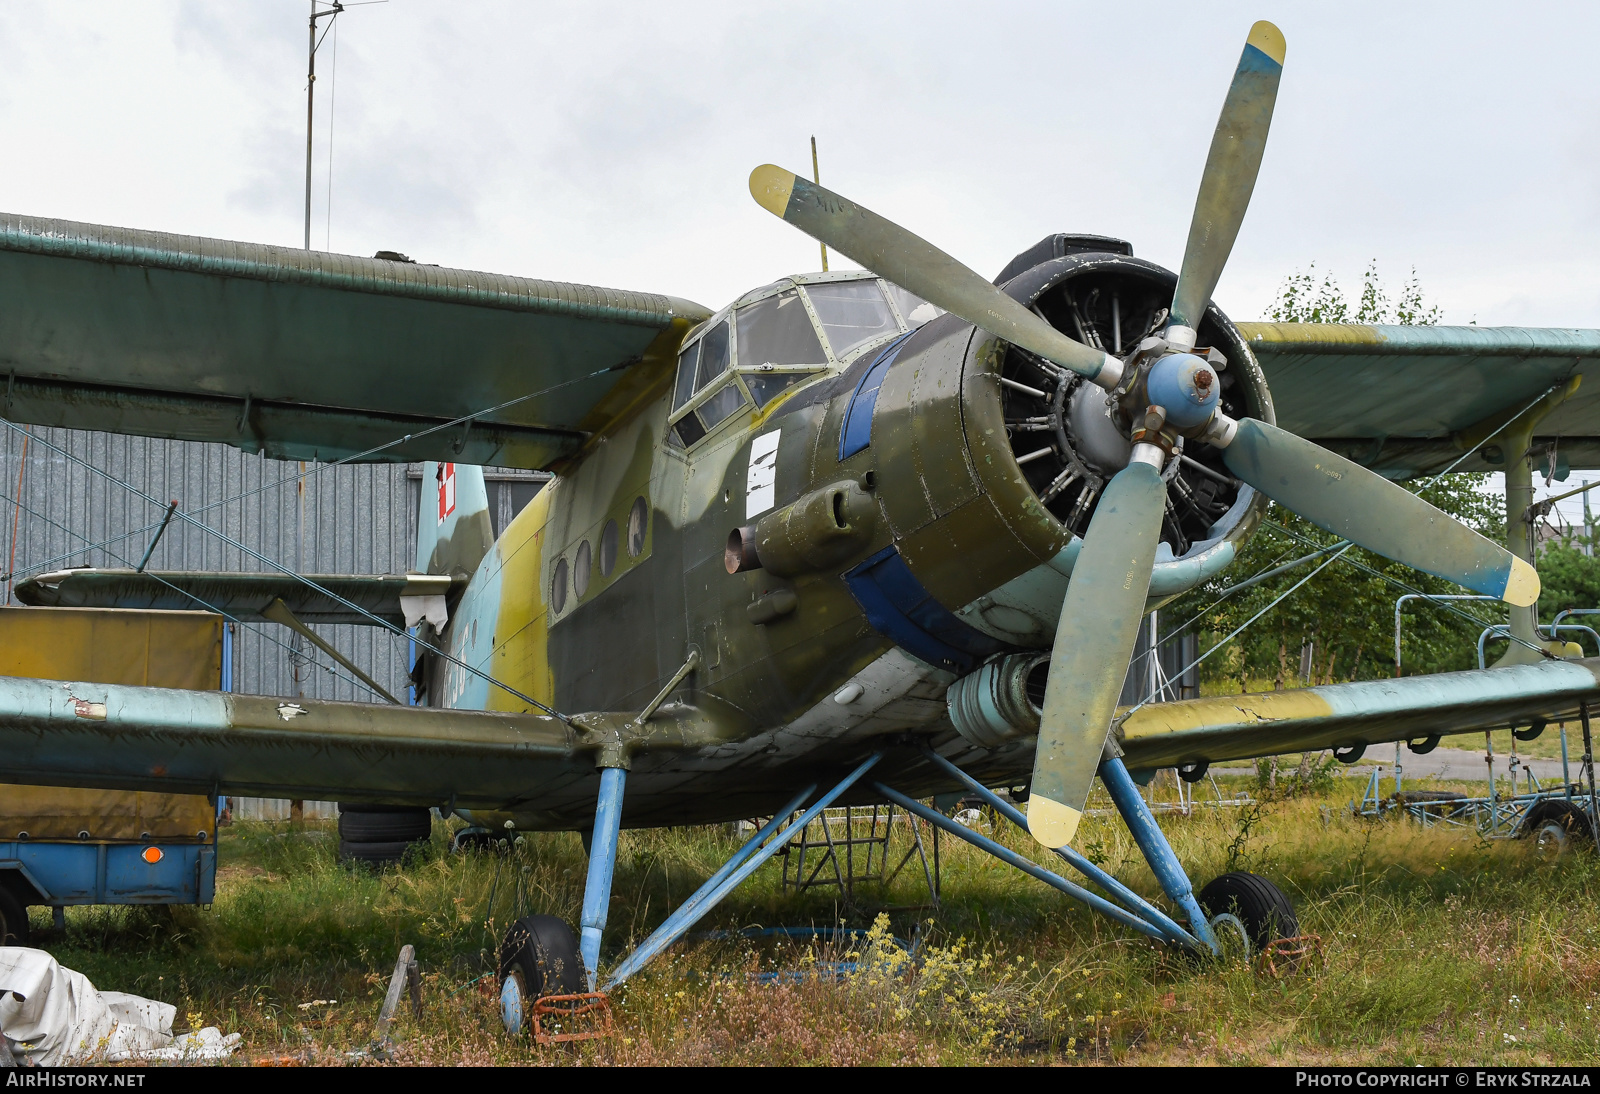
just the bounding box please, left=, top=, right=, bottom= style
left=0, top=214, right=711, bottom=470
left=1118, top=656, right=1600, bottom=769
left=1239, top=322, right=1600, bottom=478
left=14, top=569, right=466, bottom=627
left=0, top=659, right=1592, bottom=818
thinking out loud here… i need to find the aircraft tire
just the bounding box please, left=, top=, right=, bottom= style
left=1520, top=800, right=1593, bottom=848
left=337, top=806, right=433, bottom=843
left=498, top=914, right=585, bottom=1033
left=1197, top=871, right=1298, bottom=953
left=0, top=885, right=30, bottom=947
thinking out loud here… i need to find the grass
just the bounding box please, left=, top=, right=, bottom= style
left=26, top=771, right=1600, bottom=1066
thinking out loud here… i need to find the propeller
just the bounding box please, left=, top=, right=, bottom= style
left=1212, top=416, right=1539, bottom=605
left=748, top=166, right=1123, bottom=389
left=749, top=20, right=1541, bottom=852
left=1166, top=20, right=1286, bottom=350
left=1027, top=456, right=1167, bottom=848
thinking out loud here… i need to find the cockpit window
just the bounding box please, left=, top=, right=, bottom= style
left=803, top=281, right=899, bottom=360
left=669, top=313, right=749, bottom=447
left=697, top=318, right=731, bottom=389
left=735, top=290, right=826, bottom=367
left=673, top=339, right=700, bottom=411
left=883, top=283, right=945, bottom=328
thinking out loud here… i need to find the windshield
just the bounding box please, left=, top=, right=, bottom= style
left=804, top=281, right=899, bottom=360
left=735, top=290, right=826, bottom=367
left=883, top=283, right=945, bottom=328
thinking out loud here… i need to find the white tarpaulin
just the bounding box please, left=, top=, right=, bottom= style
left=0, top=947, right=240, bottom=1065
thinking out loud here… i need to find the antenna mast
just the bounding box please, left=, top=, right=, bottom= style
left=811, top=136, right=828, bottom=272
left=305, top=1, right=345, bottom=250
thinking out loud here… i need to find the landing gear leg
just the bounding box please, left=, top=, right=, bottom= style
left=579, top=766, right=626, bottom=991
left=1099, top=757, right=1221, bottom=955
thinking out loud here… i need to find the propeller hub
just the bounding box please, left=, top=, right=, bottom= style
left=1144, top=352, right=1220, bottom=430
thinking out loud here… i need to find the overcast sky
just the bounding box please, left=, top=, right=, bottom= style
left=3, top=1, right=1598, bottom=325
left=1, top=1, right=1597, bottom=522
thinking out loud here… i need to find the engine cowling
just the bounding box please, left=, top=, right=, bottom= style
left=860, top=242, right=1272, bottom=650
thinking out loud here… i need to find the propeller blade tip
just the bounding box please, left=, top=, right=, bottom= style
left=1503, top=556, right=1541, bottom=608
left=1247, top=20, right=1286, bottom=65
left=1026, top=795, right=1082, bottom=849
left=748, top=165, right=797, bottom=218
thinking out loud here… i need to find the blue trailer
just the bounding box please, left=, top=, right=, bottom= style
left=0, top=606, right=228, bottom=945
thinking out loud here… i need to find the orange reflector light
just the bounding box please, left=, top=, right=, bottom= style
left=142, top=846, right=163, bottom=864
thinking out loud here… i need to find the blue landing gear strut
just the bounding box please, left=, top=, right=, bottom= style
left=557, top=747, right=1227, bottom=1001
left=579, top=766, right=627, bottom=991
left=909, top=749, right=1216, bottom=953
left=875, top=752, right=1218, bottom=956
left=549, top=753, right=885, bottom=994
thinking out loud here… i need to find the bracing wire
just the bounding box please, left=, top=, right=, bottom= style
left=8, top=361, right=616, bottom=580
left=1122, top=543, right=1356, bottom=719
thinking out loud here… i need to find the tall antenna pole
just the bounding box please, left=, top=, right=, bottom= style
left=305, top=1, right=344, bottom=250
left=811, top=136, right=828, bottom=272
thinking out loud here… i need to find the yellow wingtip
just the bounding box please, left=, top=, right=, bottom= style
left=1503, top=555, right=1541, bottom=608
left=1026, top=795, right=1082, bottom=850
left=1248, top=20, right=1286, bottom=65
left=749, top=165, right=797, bottom=219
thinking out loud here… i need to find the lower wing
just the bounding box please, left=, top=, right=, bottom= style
left=0, top=660, right=1592, bottom=811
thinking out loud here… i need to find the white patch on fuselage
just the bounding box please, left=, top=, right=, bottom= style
left=745, top=429, right=781, bottom=520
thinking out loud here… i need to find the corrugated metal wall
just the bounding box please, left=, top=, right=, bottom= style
left=0, top=425, right=549, bottom=820
left=0, top=424, right=418, bottom=704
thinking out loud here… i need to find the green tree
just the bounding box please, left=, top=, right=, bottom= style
left=1170, top=264, right=1486, bottom=690
left=1536, top=543, right=1600, bottom=620
left=1265, top=260, right=1442, bottom=326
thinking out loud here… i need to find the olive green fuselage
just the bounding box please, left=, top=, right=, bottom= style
left=431, top=259, right=1268, bottom=830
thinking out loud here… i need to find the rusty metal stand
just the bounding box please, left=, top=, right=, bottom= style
left=780, top=803, right=939, bottom=906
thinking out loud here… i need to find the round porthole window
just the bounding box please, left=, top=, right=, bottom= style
left=551, top=558, right=568, bottom=613
left=627, top=497, right=649, bottom=557
left=600, top=519, right=619, bottom=577
left=574, top=540, right=592, bottom=598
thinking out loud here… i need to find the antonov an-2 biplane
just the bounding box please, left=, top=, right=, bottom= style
left=4, top=19, right=1600, bottom=1021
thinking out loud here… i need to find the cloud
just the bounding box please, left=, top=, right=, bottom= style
left=0, top=1, right=1597, bottom=323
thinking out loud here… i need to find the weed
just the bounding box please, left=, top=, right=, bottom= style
left=25, top=773, right=1600, bottom=1065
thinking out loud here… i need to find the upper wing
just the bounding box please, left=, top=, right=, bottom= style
left=0, top=214, right=711, bottom=470
left=1118, top=656, right=1600, bottom=769
left=14, top=569, right=465, bottom=626
left=1238, top=322, right=1600, bottom=478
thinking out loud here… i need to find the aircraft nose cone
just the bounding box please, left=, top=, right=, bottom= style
left=1146, top=352, right=1219, bottom=429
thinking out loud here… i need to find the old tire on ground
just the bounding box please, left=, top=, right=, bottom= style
left=337, top=806, right=432, bottom=843
left=1521, top=800, right=1593, bottom=853
left=498, top=915, right=585, bottom=1035
left=0, top=886, right=30, bottom=947
left=1198, top=871, right=1298, bottom=955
